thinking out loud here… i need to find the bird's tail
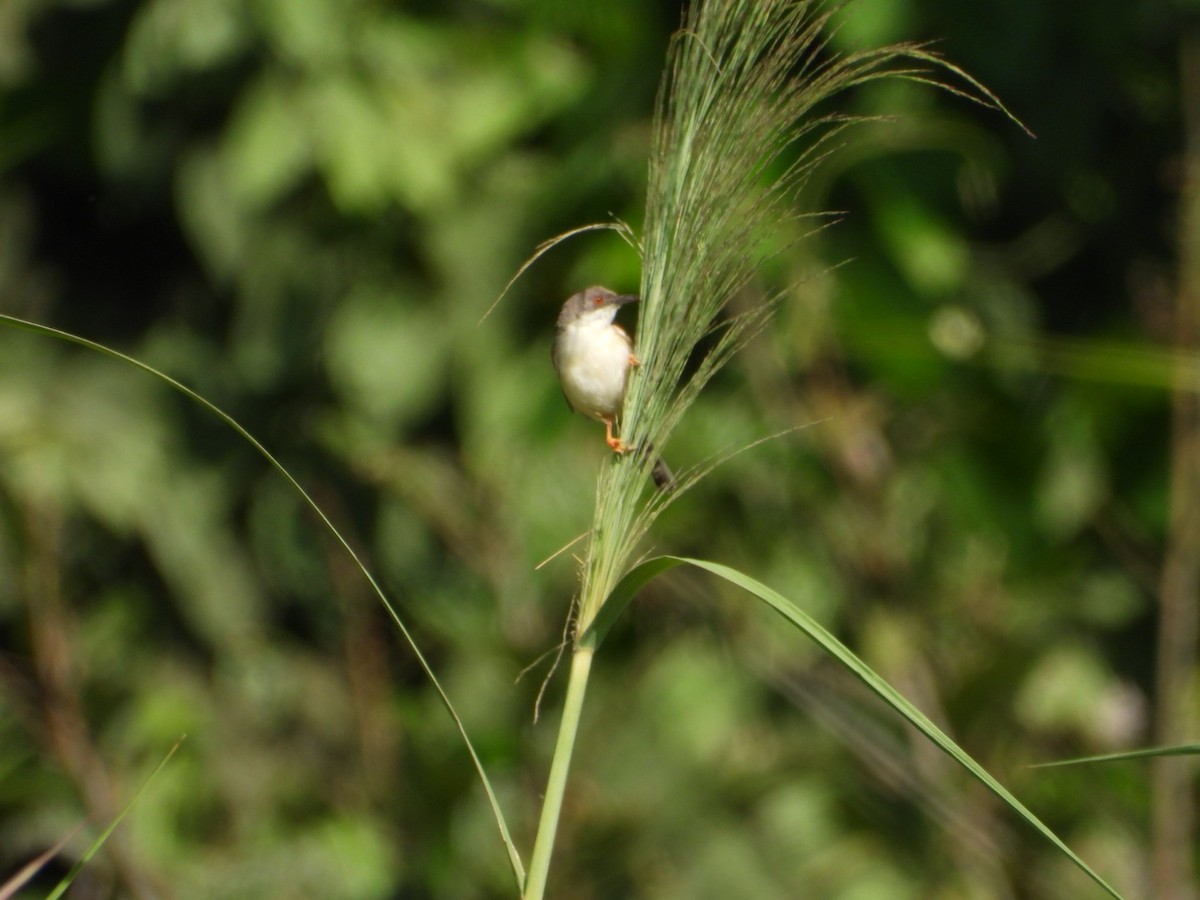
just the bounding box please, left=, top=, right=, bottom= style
left=651, top=457, right=675, bottom=492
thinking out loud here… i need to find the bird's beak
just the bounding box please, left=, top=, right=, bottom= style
left=611, top=294, right=639, bottom=306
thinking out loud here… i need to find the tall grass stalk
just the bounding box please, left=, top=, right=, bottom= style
left=523, top=1, right=1019, bottom=896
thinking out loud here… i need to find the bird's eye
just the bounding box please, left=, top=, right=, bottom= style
left=593, top=297, right=603, bottom=306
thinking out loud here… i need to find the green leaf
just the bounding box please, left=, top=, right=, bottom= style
left=584, top=555, right=1125, bottom=900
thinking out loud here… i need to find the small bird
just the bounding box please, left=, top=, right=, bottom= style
left=552, top=285, right=674, bottom=489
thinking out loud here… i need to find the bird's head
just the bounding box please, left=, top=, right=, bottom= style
left=557, top=286, right=639, bottom=330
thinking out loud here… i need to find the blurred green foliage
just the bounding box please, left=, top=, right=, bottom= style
left=0, top=0, right=1191, bottom=897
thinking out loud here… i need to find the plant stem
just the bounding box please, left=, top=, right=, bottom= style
left=523, top=637, right=596, bottom=900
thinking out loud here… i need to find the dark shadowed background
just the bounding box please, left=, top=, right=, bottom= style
left=1, top=1, right=1195, bottom=897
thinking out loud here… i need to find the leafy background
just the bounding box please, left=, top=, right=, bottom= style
left=0, top=0, right=1194, bottom=897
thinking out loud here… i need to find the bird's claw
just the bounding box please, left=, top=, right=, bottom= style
left=603, top=417, right=633, bottom=453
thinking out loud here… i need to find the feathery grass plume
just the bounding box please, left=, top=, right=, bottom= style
left=525, top=5, right=1025, bottom=895
left=573, top=0, right=1017, bottom=638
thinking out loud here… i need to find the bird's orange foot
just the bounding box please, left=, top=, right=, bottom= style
left=628, top=353, right=642, bottom=367
left=603, top=417, right=630, bottom=453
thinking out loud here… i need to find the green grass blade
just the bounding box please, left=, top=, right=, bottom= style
left=1032, top=743, right=1200, bottom=769
left=522, top=642, right=596, bottom=900
left=585, top=555, right=1124, bottom=900
left=0, top=313, right=526, bottom=891
left=44, top=736, right=185, bottom=900
left=583, top=556, right=680, bottom=648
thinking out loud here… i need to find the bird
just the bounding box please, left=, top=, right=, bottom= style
left=552, top=285, right=674, bottom=490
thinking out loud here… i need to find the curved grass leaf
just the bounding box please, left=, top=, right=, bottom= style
left=0, top=313, right=526, bottom=892
left=584, top=555, right=1124, bottom=900
left=1032, top=743, right=1200, bottom=769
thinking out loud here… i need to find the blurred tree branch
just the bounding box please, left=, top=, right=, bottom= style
left=23, top=498, right=164, bottom=900
left=1153, top=23, right=1200, bottom=900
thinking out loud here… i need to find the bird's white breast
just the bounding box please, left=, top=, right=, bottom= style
left=556, top=316, right=632, bottom=421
